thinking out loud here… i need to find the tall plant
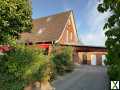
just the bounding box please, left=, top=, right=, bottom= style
left=98, top=0, right=120, bottom=80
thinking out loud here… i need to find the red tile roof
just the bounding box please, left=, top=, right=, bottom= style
left=20, top=11, right=72, bottom=43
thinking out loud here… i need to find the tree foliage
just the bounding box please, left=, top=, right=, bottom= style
left=98, top=0, right=120, bottom=80
left=0, top=0, right=32, bottom=44
left=51, top=46, right=74, bottom=75
left=0, top=45, right=51, bottom=90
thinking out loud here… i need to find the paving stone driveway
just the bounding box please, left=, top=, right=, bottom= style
left=53, top=65, right=109, bottom=90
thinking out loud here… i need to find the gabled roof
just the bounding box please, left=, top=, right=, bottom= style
left=20, top=11, right=76, bottom=43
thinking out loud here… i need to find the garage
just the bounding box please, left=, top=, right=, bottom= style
left=75, top=46, right=107, bottom=65
left=91, top=54, right=96, bottom=65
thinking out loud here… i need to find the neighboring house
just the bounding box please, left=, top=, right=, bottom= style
left=19, top=11, right=107, bottom=65
left=0, top=45, right=11, bottom=52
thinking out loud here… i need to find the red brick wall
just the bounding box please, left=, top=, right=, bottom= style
left=96, top=54, right=102, bottom=65
left=59, top=18, right=77, bottom=45
left=78, top=52, right=107, bottom=65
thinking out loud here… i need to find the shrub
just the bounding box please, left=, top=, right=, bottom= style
left=0, top=45, right=51, bottom=90
left=51, top=46, right=74, bottom=76
left=105, top=48, right=120, bottom=80
left=107, top=64, right=120, bottom=80
left=107, top=65, right=119, bottom=80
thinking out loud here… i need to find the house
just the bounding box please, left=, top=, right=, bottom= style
left=20, top=11, right=107, bottom=65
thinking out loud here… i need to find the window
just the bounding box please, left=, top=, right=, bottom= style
left=66, top=30, right=69, bottom=42
left=70, top=32, right=72, bottom=41
left=68, top=19, right=71, bottom=25
left=46, top=17, right=52, bottom=22
left=38, top=26, right=46, bottom=34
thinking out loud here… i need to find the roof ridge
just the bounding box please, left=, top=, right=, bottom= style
left=21, top=10, right=74, bottom=43
left=33, top=10, right=72, bottom=20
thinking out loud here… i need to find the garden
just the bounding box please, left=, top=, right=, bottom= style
left=0, top=45, right=74, bottom=90
left=0, top=0, right=74, bottom=90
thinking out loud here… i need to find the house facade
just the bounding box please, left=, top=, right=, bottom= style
left=20, top=11, right=107, bottom=65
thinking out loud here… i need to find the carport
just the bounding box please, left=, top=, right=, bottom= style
left=74, top=45, right=107, bottom=65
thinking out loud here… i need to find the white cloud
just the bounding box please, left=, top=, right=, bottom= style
left=80, top=31, right=106, bottom=46
left=79, top=0, right=110, bottom=46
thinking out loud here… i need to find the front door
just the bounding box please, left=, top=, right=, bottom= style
left=102, top=55, right=106, bottom=66
left=91, top=55, right=96, bottom=65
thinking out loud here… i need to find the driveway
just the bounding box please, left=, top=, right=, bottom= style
left=53, top=65, right=109, bottom=90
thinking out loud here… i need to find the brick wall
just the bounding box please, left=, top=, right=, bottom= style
left=59, top=17, right=77, bottom=45
left=78, top=52, right=107, bottom=65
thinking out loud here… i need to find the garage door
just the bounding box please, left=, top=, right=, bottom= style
left=102, top=55, right=106, bottom=66
left=91, top=55, right=96, bottom=65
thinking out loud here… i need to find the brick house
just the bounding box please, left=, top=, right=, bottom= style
left=20, top=11, right=107, bottom=65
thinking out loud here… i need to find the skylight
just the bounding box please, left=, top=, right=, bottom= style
left=46, top=17, right=52, bottom=22
left=38, top=27, right=46, bottom=34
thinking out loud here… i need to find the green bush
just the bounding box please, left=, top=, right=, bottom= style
left=107, top=65, right=119, bottom=80
left=105, top=47, right=120, bottom=80
left=51, top=46, right=74, bottom=76
left=0, top=45, right=51, bottom=90
left=107, top=64, right=120, bottom=80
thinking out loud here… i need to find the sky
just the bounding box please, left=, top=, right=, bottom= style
left=32, top=0, right=109, bottom=46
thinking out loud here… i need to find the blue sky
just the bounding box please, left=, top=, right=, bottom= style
left=32, top=0, right=109, bottom=46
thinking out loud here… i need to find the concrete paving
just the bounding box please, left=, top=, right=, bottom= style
left=53, top=65, right=109, bottom=90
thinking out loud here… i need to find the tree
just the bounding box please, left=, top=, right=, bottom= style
left=0, top=0, right=32, bottom=44
left=98, top=0, right=120, bottom=80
